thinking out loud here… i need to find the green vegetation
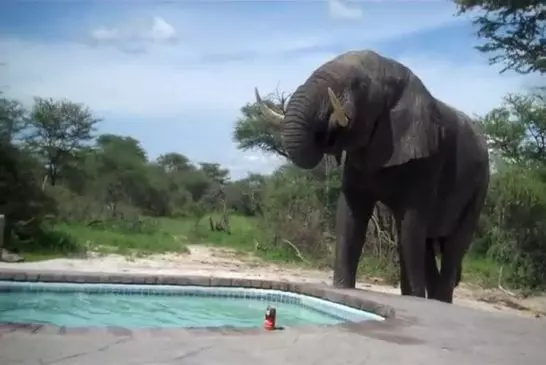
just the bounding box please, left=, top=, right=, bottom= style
left=1, top=0, right=544, bottom=292
left=454, top=0, right=545, bottom=74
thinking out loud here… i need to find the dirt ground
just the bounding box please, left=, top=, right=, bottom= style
left=1, top=245, right=545, bottom=318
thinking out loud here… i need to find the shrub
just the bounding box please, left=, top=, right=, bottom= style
left=482, top=166, right=546, bottom=289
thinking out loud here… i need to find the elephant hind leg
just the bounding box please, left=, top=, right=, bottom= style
left=435, top=187, right=487, bottom=303
left=399, top=244, right=439, bottom=298
left=394, top=208, right=428, bottom=298
left=398, top=244, right=411, bottom=295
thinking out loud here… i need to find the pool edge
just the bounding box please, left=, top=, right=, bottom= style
left=0, top=268, right=396, bottom=332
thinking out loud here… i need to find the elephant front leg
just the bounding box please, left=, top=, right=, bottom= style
left=333, top=191, right=375, bottom=289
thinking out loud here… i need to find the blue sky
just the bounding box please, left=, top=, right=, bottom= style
left=0, top=0, right=538, bottom=179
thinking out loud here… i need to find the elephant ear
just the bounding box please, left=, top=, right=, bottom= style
left=366, top=74, right=443, bottom=169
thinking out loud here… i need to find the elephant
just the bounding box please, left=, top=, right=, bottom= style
left=255, top=50, right=490, bottom=303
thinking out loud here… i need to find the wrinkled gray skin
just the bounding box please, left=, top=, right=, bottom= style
left=257, top=50, right=490, bottom=303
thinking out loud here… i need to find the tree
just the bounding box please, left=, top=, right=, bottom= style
left=0, top=97, right=27, bottom=144
left=157, top=152, right=193, bottom=173
left=25, top=97, right=100, bottom=186
left=0, top=137, right=56, bottom=252
left=96, top=134, right=147, bottom=163
left=474, top=89, right=546, bottom=288
left=233, top=89, right=288, bottom=158
left=136, top=163, right=173, bottom=217
left=180, top=169, right=212, bottom=202
left=225, top=173, right=267, bottom=216
left=481, top=89, right=546, bottom=166
left=155, top=153, right=196, bottom=216
left=93, top=134, right=150, bottom=215
left=56, top=146, right=97, bottom=195
left=199, top=162, right=230, bottom=185
left=455, top=0, right=546, bottom=74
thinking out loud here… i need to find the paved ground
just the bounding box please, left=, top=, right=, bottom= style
left=1, top=278, right=545, bottom=365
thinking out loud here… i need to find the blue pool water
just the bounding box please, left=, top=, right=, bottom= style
left=0, top=282, right=383, bottom=329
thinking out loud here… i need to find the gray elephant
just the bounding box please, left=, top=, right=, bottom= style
left=255, top=50, right=490, bottom=303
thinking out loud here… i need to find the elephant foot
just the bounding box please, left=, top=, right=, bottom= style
left=427, top=285, right=454, bottom=303
left=332, top=278, right=356, bottom=289
left=432, top=293, right=454, bottom=304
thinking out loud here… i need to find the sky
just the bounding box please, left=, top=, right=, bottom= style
left=0, top=0, right=540, bottom=180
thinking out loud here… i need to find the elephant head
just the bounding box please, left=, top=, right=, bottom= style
left=255, top=82, right=352, bottom=169
left=255, top=50, right=443, bottom=171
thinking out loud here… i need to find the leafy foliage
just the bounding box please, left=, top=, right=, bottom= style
left=24, top=97, right=100, bottom=186
left=483, top=90, right=546, bottom=164
left=259, top=165, right=333, bottom=262
left=0, top=141, right=60, bottom=253
left=455, top=0, right=545, bottom=74
left=0, top=95, right=261, bottom=257
left=0, top=97, right=27, bottom=143
left=473, top=89, right=546, bottom=288
left=232, top=89, right=287, bottom=157
left=484, top=166, right=546, bottom=288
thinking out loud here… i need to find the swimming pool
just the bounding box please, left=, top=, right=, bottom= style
left=0, top=281, right=383, bottom=329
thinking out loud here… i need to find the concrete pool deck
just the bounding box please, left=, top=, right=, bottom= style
left=0, top=269, right=545, bottom=365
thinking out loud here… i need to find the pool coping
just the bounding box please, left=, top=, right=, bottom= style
left=0, top=268, right=397, bottom=337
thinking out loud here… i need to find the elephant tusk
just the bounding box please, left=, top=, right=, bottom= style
left=254, top=87, right=284, bottom=125
left=327, top=87, right=349, bottom=128
left=340, top=150, right=347, bottom=166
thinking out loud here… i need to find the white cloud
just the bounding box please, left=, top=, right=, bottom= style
left=89, top=16, right=178, bottom=52
left=90, top=27, right=120, bottom=42
left=1, top=37, right=335, bottom=119
left=81, top=4, right=465, bottom=60
left=328, top=0, right=363, bottom=20
left=230, top=153, right=285, bottom=177
left=147, top=16, right=177, bottom=42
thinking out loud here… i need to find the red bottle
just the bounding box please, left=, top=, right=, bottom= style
left=264, top=306, right=276, bottom=330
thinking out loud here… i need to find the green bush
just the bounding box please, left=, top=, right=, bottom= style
left=9, top=224, right=84, bottom=256
left=258, top=165, right=335, bottom=263
left=480, top=166, right=546, bottom=289
left=0, top=142, right=60, bottom=253
left=46, top=184, right=161, bottom=235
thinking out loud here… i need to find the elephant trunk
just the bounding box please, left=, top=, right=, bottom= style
left=281, top=86, right=324, bottom=170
